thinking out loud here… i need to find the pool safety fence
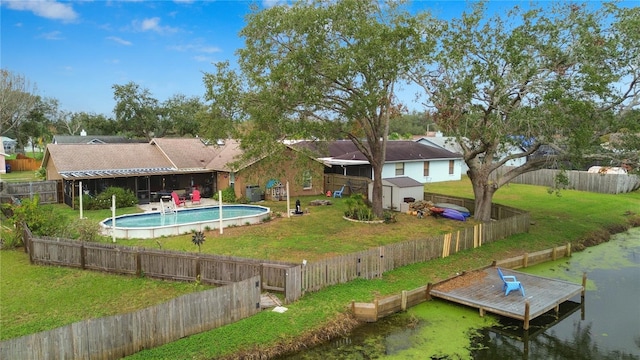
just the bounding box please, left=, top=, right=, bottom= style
left=21, top=227, right=299, bottom=302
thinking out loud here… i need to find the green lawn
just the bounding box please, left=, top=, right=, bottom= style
left=1, top=177, right=639, bottom=358
left=0, top=170, right=39, bottom=183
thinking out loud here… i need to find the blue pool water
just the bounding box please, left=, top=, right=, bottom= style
left=102, top=205, right=270, bottom=228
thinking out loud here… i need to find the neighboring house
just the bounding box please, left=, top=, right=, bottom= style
left=1, top=137, right=17, bottom=154
left=416, top=133, right=527, bottom=174
left=52, top=132, right=143, bottom=145
left=42, top=138, right=326, bottom=207
left=295, top=140, right=463, bottom=184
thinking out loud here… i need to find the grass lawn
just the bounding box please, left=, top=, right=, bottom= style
left=0, top=170, right=39, bottom=183
left=1, top=177, right=639, bottom=358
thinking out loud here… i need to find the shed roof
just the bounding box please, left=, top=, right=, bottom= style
left=383, top=176, right=424, bottom=188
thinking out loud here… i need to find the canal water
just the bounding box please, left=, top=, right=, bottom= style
left=280, top=228, right=640, bottom=359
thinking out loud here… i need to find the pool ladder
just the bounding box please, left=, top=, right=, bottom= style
left=159, top=197, right=177, bottom=216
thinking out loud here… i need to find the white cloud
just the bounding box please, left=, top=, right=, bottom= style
left=39, top=30, right=64, bottom=40
left=107, top=36, right=132, bottom=46
left=169, top=43, right=221, bottom=53
left=134, top=17, right=178, bottom=34
left=4, top=0, right=78, bottom=22
left=193, top=55, right=211, bottom=62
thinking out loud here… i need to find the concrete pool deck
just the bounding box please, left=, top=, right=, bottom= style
left=137, top=197, right=220, bottom=213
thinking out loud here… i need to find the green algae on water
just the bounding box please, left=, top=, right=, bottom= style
left=384, top=299, right=499, bottom=359
left=520, top=228, right=640, bottom=290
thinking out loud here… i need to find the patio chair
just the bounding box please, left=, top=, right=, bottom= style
left=191, top=189, right=201, bottom=205
left=497, top=268, right=525, bottom=296
left=171, top=191, right=185, bottom=207
left=333, top=185, right=345, bottom=198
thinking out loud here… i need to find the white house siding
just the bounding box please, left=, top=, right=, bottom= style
left=381, top=159, right=462, bottom=183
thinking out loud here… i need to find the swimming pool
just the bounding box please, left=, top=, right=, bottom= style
left=100, top=205, right=271, bottom=239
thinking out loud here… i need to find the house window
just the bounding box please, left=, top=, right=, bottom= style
left=302, top=170, right=312, bottom=189
left=449, top=160, right=455, bottom=175
left=423, top=162, right=430, bottom=177
left=395, top=162, right=404, bottom=176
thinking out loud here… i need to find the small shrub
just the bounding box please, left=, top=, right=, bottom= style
left=71, top=218, right=102, bottom=241
left=213, top=187, right=237, bottom=203
left=236, top=196, right=249, bottom=204
left=383, top=211, right=398, bottom=224
left=0, top=225, right=21, bottom=249
left=344, top=193, right=377, bottom=221
left=8, top=195, right=70, bottom=238
left=74, top=187, right=137, bottom=210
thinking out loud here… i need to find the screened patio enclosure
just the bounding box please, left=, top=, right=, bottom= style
left=61, top=169, right=217, bottom=209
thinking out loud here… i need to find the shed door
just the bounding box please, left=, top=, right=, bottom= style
left=382, top=185, right=392, bottom=210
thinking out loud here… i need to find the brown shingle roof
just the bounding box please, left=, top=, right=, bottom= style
left=204, top=139, right=245, bottom=172
left=46, top=143, right=173, bottom=172
left=151, top=138, right=219, bottom=169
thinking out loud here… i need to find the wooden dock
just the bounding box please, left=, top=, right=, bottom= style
left=429, top=267, right=585, bottom=330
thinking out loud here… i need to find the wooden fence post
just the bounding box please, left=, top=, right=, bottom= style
left=80, top=242, right=86, bottom=270
left=136, top=249, right=142, bottom=277
left=524, top=301, right=531, bottom=330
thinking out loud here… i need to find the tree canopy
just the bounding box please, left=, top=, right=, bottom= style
left=409, top=2, right=639, bottom=220
left=1, top=69, right=38, bottom=137
left=203, top=0, right=433, bottom=217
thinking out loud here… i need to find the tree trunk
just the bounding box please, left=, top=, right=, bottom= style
left=470, top=169, right=496, bottom=222
left=370, top=161, right=384, bottom=219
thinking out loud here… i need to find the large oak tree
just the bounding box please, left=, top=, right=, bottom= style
left=410, top=2, right=639, bottom=221
left=203, top=0, right=432, bottom=217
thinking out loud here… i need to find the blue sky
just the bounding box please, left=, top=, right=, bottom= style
left=0, top=1, right=619, bottom=119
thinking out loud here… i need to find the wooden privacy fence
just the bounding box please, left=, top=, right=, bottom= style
left=490, top=167, right=640, bottom=194
left=5, top=157, right=42, bottom=171
left=351, top=243, right=573, bottom=322
left=1, top=180, right=58, bottom=204
left=23, top=232, right=300, bottom=303
left=301, top=195, right=530, bottom=294
left=0, top=275, right=262, bottom=360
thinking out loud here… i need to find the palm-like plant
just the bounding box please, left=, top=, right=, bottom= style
left=191, top=231, right=206, bottom=252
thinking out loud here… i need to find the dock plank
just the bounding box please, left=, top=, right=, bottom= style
left=429, top=267, right=583, bottom=327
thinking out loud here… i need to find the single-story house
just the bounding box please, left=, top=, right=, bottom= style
left=295, top=140, right=463, bottom=184
left=42, top=138, right=327, bottom=207
left=416, top=133, right=527, bottom=174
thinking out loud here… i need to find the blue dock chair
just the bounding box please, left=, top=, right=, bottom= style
left=497, top=268, right=525, bottom=296
left=333, top=185, right=345, bottom=198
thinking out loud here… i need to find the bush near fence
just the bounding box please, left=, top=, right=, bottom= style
left=351, top=243, right=572, bottom=322
left=490, top=167, right=640, bottom=194
left=0, top=275, right=262, bottom=360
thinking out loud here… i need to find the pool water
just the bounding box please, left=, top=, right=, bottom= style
left=100, top=205, right=271, bottom=239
